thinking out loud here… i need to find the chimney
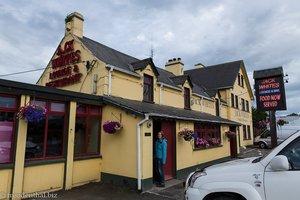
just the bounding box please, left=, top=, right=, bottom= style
left=65, top=12, right=84, bottom=38
left=195, top=63, right=205, bottom=69
left=165, top=58, right=184, bottom=76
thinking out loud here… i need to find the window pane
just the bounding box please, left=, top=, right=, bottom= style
left=0, top=115, right=14, bottom=163
left=74, top=117, right=86, bottom=155
left=26, top=120, right=45, bottom=159
left=87, top=117, right=100, bottom=154
left=51, top=102, right=65, bottom=112
left=30, top=100, right=46, bottom=107
left=76, top=104, right=87, bottom=114
left=46, top=115, right=64, bottom=157
left=90, top=107, right=101, bottom=115
left=0, top=96, right=16, bottom=108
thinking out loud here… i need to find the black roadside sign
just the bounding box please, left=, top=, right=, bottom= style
left=253, top=67, right=287, bottom=111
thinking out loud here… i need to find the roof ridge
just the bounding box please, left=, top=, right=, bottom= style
left=185, top=60, right=243, bottom=72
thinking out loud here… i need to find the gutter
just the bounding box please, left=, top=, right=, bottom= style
left=192, top=92, right=213, bottom=101
left=137, top=114, right=149, bottom=190
left=106, top=64, right=142, bottom=78
left=157, top=82, right=182, bottom=91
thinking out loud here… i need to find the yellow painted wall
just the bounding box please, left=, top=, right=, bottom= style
left=227, top=66, right=253, bottom=147
left=101, top=105, right=141, bottom=178
left=161, top=87, right=183, bottom=108
left=72, top=159, right=101, bottom=186
left=0, top=169, right=12, bottom=200
left=23, top=163, right=64, bottom=194
left=176, top=121, right=231, bottom=170
left=140, top=120, right=153, bottom=180
left=37, top=34, right=109, bottom=96
left=111, top=70, right=142, bottom=101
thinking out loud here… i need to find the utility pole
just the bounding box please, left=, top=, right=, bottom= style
left=269, top=111, right=278, bottom=148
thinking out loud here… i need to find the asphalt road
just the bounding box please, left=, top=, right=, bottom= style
left=30, top=146, right=272, bottom=200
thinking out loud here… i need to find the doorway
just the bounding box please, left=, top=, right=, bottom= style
left=229, top=126, right=238, bottom=158
left=153, top=119, right=176, bottom=182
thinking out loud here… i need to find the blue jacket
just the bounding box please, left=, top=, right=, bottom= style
left=155, top=139, right=167, bottom=165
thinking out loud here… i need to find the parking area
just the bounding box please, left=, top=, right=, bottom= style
left=29, top=146, right=272, bottom=200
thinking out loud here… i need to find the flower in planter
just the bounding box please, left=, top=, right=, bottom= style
left=207, top=137, right=221, bottom=146
left=178, top=128, right=194, bottom=141
left=103, top=121, right=122, bottom=134
left=17, top=104, right=47, bottom=123
left=195, top=137, right=209, bottom=148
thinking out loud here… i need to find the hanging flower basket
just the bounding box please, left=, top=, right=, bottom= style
left=17, top=104, right=47, bottom=123
left=178, top=129, right=194, bottom=141
left=103, top=121, right=122, bottom=134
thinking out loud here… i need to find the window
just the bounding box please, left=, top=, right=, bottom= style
left=246, top=100, right=249, bottom=112
left=241, top=98, right=245, bottom=111
left=184, top=87, right=190, bottom=109
left=0, top=95, right=17, bottom=164
left=231, top=93, right=235, bottom=107
left=241, top=75, right=244, bottom=87
left=279, top=137, right=300, bottom=170
left=243, top=125, right=247, bottom=140
left=215, top=99, right=220, bottom=116
left=238, top=73, right=241, bottom=85
left=25, top=100, right=66, bottom=160
left=247, top=125, right=251, bottom=139
left=194, top=123, right=221, bottom=149
left=235, top=95, right=239, bottom=109
left=74, top=104, right=102, bottom=156
left=143, top=74, right=153, bottom=102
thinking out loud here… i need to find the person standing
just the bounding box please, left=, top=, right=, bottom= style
left=155, top=131, right=167, bottom=187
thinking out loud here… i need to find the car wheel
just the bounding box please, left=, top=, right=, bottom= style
left=208, top=195, right=243, bottom=200
left=258, top=142, right=267, bottom=149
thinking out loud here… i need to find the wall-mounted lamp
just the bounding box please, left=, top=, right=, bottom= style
left=86, top=60, right=97, bottom=71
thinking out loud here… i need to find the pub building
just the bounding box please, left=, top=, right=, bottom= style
left=0, top=12, right=254, bottom=199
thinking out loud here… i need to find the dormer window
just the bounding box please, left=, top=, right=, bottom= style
left=143, top=74, right=153, bottom=102
left=184, top=87, right=190, bottom=109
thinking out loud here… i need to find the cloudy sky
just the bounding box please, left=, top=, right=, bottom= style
left=0, top=0, right=299, bottom=115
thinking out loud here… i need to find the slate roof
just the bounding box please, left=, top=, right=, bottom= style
left=78, top=36, right=139, bottom=70
left=130, top=58, right=159, bottom=76
left=170, top=75, right=193, bottom=88
left=77, top=36, right=220, bottom=99
left=185, top=60, right=243, bottom=97
left=103, top=96, right=240, bottom=125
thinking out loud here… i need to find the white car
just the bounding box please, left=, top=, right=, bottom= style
left=185, top=130, right=300, bottom=200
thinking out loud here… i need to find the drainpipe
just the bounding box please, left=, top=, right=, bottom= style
left=137, top=114, right=149, bottom=190
left=108, top=66, right=114, bottom=96
left=159, top=83, right=164, bottom=104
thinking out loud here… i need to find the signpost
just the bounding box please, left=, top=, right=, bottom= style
left=253, top=67, right=287, bottom=148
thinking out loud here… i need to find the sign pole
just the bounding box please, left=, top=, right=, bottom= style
left=269, top=111, right=278, bottom=148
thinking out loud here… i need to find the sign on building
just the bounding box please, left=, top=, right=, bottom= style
left=253, top=67, right=287, bottom=111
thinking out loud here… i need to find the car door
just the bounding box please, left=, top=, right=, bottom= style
left=264, top=136, right=300, bottom=200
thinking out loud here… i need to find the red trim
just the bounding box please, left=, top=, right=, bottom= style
left=74, top=104, right=102, bottom=157
left=0, top=94, right=18, bottom=164
left=25, top=99, right=67, bottom=162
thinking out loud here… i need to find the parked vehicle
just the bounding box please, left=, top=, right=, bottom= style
left=185, top=130, right=300, bottom=200
left=255, top=117, right=300, bottom=149
left=254, top=130, right=284, bottom=149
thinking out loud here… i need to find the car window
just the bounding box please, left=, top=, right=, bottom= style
left=278, top=137, right=300, bottom=170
